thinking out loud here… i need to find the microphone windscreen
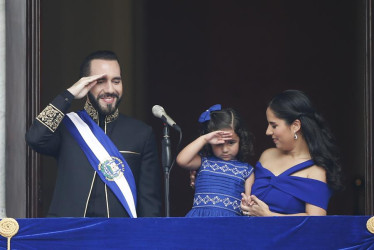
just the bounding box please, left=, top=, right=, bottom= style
left=152, top=105, right=164, bottom=118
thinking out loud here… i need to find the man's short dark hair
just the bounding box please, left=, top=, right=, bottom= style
left=79, top=50, right=119, bottom=77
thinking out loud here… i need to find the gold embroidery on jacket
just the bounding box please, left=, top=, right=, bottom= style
left=36, top=104, right=64, bottom=132
left=84, top=100, right=119, bottom=124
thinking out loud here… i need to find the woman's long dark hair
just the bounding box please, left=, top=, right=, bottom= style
left=268, top=90, right=343, bottom=191
left=200, top=108, right=254, bottom=162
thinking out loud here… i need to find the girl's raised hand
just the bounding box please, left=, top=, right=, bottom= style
left=203, top=131, right=232, bottom=145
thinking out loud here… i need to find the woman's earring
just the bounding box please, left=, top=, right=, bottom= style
left=294, top=132, right=298, bottom=140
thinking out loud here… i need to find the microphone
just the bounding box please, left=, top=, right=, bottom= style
left=152, top=105, right=181, bottom=131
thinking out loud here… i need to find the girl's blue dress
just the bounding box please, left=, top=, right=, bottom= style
left=186, top=156, right=253, bottom=217
left=251, top=160, right=332, bottom=214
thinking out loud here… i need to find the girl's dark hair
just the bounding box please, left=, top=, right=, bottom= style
left=268, top=90, right=343, bottom=191
left=200, top=108, right=254, bottom=162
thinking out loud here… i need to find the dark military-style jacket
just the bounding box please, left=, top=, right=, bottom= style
left=26, top=90, right=162, bottom=217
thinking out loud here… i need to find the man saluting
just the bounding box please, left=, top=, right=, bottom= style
left=26, top=50, right=162, bottom=218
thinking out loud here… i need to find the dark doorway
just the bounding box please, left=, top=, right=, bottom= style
left=25, top=0, right=372, bottom=217
left=143, top=1, right=369, bottom=216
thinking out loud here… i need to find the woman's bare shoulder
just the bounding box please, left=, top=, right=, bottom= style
left=307, top=165, right=327, bottom=183
left=259, top=148, right=282, bottom=162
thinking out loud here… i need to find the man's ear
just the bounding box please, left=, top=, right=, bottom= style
left=292, top=119, right=301, bottom=133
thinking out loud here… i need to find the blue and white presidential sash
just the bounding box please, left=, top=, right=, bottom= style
left=63, top=110, right=137, bottom=218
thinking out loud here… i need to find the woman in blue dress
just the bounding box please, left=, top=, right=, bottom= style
left=241, top=90, right=342, bottom=216
left=177, top=105, right=255, bottom=217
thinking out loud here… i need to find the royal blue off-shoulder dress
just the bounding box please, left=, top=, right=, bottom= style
left=186, top=156, right=254, bottom=217
left=251, top=160, right=332, bottom=214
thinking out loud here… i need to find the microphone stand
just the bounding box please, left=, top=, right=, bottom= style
left=162, top=123, right=172, bottom=217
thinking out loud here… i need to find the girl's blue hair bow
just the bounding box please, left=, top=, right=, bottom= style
left=198, top=104, right=222, bottom=123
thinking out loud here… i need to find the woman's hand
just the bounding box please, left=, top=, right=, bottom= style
left=247, top=195, right=272, bottom=216
left=241, top=194, right=272, bottom=217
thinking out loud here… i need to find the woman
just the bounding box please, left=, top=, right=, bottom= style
left=241, top=89, right=342, bottom=216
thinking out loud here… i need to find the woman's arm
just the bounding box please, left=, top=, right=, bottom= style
left=243, top=195, right=327, bottom=216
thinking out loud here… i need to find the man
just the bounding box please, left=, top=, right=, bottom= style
left=26, top=50, right=162, bottom=217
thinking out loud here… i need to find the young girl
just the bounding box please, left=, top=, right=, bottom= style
left=176, top=104, right=255, bottom=217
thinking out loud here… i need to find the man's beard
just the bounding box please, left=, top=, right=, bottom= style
left=88, top=92, right=121, bottom=116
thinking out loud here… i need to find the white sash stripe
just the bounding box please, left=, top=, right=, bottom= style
left=66, top=113, right=137, bottom=218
